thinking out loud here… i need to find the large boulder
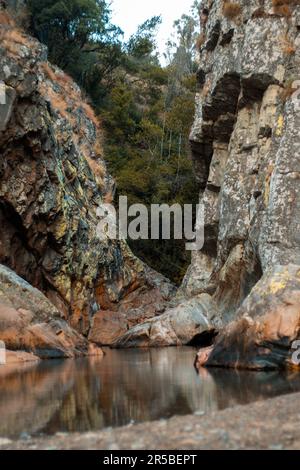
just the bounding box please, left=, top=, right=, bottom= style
left=198, top=265, right=300, bottom=370
left=88, top=310, right=128, bottom=346
left=115, top=295, right=219, bottom=348
left=89, top=267, right=176, bottom=346
left=0, top=264, right=94, bottom=358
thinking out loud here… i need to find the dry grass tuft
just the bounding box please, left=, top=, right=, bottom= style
left=281, top=81, right=300, bottom=102
left=0, top=11, right=14, bottom=25
left=273, top=0, right=300, bottom=5
left=103, top=188, right=114, bottom=204
left=56, top=71, right=74, bottom=86
left=222, top=1, right=242, bottom=20
left=40, top=62, right=100, bottom=130
left=81, top=102, right=100, bottom=128
left=272, top=0, right=300, bottom=14
left=85, top=155, right=106, bottom=182
left=280, top=34, right=296, bottom=54
left=196, top=33, right=206, bottom=51
left=73, top=135, right=106, bottom=188
left=274, top=4, right=292, bottom=16
left=0, top=27, right=31, bottom=55
left=94, top=138, right=104, bottom=157
left=1, top=28, right=28, bottom=44
left=43, top=86, right=70, bottom=120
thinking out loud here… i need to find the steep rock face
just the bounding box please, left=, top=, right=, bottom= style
left=185, top=0, right=300, bottom=368
left=0, top=11, right=174, bottom=346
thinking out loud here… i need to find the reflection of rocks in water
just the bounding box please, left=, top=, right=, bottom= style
left=2, top=349, right=300, bottom=438
left=206, top=369, right=300, bottom=410
left=46, top=358, right=106, bottom=434
left=90, top=348, right=218, bottom=425
left=49, top=349, right=210, bottom=431
left=0, top=360, right=76, bottom=438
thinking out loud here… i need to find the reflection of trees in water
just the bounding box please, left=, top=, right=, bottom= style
left=1, top=349, right=300, bottom=438
left=0, top=360, right=75, bottom=437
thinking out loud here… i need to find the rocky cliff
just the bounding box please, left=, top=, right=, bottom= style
left=114, top=0, right=300, bottom=361
left=187, top=0, right=300, bottom=369
left=0, top=5, right=174, bottom=357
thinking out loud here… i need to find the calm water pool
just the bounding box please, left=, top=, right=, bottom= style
left=1, top=347, right=300, bottom=438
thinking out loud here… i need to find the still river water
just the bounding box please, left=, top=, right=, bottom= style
left=1, top=347, right=300, bottom=438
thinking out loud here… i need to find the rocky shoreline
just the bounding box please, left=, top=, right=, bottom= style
left=1, top=391, right=300, bottom=450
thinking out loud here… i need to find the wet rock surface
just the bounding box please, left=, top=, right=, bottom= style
left=3, top=391, right=300, bottom=449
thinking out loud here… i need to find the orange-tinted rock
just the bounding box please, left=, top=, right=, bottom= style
left=195, top=346, right=214, bottom=369
left=5, top=350, right=40, bottom=364
left=88, top=342, right=104, bottom=357
left=205, top=265, right=300, bottom=370
left=89, top=311, right=128, bottom=346
left=0, top=264, right=89, bottom=358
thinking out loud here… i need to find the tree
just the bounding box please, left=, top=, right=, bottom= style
left=27, top=0, right=201, bottom=283
left=127, top=16, right=161, bottom=60
left=27, top=0, right=123, bottom=98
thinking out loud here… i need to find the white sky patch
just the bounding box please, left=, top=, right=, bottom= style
left=111, top=0, right=196, bottom=61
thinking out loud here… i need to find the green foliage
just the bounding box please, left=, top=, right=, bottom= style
left=28, top=0, right=200, bottom=284
left=127, top=16, right=162, bottom=60
left=27, top=0, right=123, bottom=101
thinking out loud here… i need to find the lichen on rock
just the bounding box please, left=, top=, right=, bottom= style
left=0, top=10, right=175, bottom=351
left=186, top=0, right=300, bottom=369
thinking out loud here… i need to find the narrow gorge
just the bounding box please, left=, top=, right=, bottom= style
left=1, top=0, right=300, bottom=452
